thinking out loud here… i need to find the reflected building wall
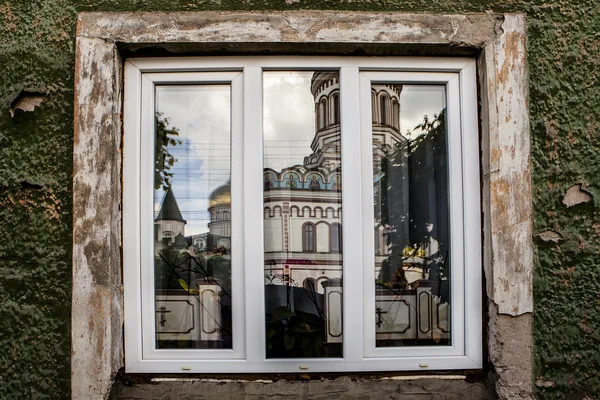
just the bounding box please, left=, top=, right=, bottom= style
left=263, top=74, right=405, bottom=293
left=154, top=75, right=407, bottom=296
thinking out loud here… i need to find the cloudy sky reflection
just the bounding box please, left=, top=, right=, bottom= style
left=263, top=72, right=317, bottom=171
left=155, top=85, right=231, bottom=236
left=400, top=85, right=446, bottom=138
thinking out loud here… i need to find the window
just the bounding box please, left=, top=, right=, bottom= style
left=331, top=223, right=342, bottom=253
left=302, top=223, right=316, bottom=253
left=371, top=91, right=377, bottom=123
left=318, top=97, right=327, bottom=129
left=331, top=92, right=340, bottom=125
left=380, top=94, right=389, bottom=125
left=392, top=98, right=400, bottom=129
left=123, top=56, right=481, bottom=373
left=303, top=277, right=317, bottom=290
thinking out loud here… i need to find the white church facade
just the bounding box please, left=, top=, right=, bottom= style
left=154, top=72, right=405, bottom=293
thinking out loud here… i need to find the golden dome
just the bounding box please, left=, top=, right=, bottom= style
left=208, top=180, right=231, bottom=208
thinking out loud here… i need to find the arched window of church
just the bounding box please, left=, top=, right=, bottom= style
left=331, top=223, right=342, bottom=253
left=392, top=98, right=400, bottom=129
left=371, top=91, right=377, bottom=123
left=303, top=223, right=316, bottom=252
left=318, top=98, right=327, bottom=128
left=331, top=93, right=340, bottom=124
left=303, top=277, right=317, bottom=291
left=380, top=95, right=389, bottom=125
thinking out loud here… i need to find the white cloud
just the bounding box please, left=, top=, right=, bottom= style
left=399, top=85, right=446, bottom=139
left=155, top=85, right=231, bottom=235
left=263, top=72, right=318, bottom=171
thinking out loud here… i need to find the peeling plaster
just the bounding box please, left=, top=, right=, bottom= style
left=483, top=15, right=533, bottom=317
left=563, top=184, right=593, bottom=207
left=77, top=12, right=501, bottom=48
left=536, top=229, right=563, bottom=243
left=72, top=34, right=123, bottom=400
left=9, top=90, right=46, bottom=117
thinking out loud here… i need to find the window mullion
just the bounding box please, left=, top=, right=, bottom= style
left=140, top=75, right=157, bottom=358
left=446, top=75, right=466, bottom=354
left=230, top=72, right=246, bottom=358
left=242, top=66, right=266, bottom=365
left=358, top=72, right=377, bottom=357
left=123, top=62, right=144, bottom=369
left=339, top=66, right=364, bottom=363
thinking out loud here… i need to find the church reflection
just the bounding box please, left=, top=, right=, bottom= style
left=152, top=72, right=451, bottom=352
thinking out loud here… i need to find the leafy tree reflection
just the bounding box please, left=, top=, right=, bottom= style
left=378, top=109, right=450, bottom=304
left=154, top=112, right=182, bottom=191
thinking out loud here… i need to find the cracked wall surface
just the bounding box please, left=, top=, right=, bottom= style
left=109, top=376, right=486, bottom=399
left=1, top=1, right=599, bottom=400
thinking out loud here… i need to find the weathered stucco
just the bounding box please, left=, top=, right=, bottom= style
left=76, top=11, right=501, bottom=48
left=0, top=1, right=599, bottom=400
left=479, top=15, right=533, bottom=317
left=72, top=35, right=123, bottom=399
left=110, top=376, right=486, bottom=399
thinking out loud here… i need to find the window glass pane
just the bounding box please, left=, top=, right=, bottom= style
left=373, top=85, right=450, bottom=347
left=263, top=71, right=343, bottom=358
left=154, top=85, right=233, bottom=349
left=331, top=223, right=341, bottom=253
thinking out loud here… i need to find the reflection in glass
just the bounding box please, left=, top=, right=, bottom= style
left=373, top=85, right=450, bottom=347
left=331, top=223, right=341, bottom=253
left=263, top=71, right=343, bottom=358
left=153, top=85, right=233, bottom=349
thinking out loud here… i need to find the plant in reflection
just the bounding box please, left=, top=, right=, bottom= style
left=154, top=112, right=183, bottom=191
left=155, top=241, right=233, bottom=343
left=377, top=109, right=450, bottom=304
left=265, top=278, right=337, bottom=358
left=266, top=306, right=327, bottom=358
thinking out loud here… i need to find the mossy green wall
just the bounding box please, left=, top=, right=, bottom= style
left=0, top=1, right=598, bottom=399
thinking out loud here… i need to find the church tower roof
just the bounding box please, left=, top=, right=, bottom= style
left=156, top=189, right=186, bottom=224
left=208, top=180, right=231, bottom=208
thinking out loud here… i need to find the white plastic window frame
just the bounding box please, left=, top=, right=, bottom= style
left=123, top=56, right=481, bottom=374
